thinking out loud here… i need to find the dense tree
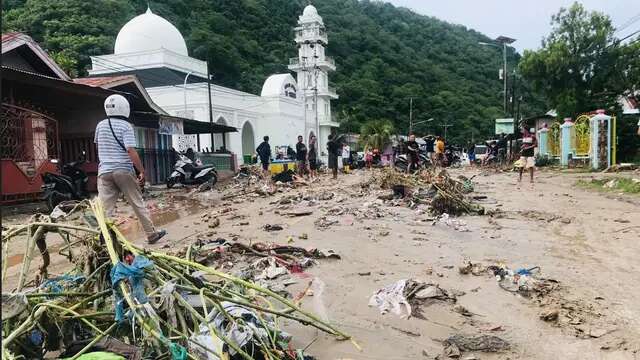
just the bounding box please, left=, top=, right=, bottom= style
left=519, top=2, right=639, bottom=118
left=3, top=0, right=549, bottom=144
left=359, top=119, right=395, bottom=150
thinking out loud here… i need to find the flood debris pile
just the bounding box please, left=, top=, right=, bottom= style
left=370, top=168, right=484, bottom=215
left=170, top=239, right=340, bottom=298
left=222, top=166, right=312, bottom=201
left=1, top=200, right=353, bottom=360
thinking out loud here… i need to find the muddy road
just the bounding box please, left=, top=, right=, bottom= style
left=3, top=168, right=639, bottom=359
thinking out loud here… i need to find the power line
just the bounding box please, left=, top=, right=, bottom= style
left=614, top=12, right=640, bottom=35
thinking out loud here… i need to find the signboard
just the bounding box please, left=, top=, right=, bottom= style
left=284, top=82, right=297, bottom=99
left=159, top=117, right=184, bottom=135
left=495, top=118, right=514, bottom=135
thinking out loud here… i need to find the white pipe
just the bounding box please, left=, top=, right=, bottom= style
left=183, top=71, right=193, bottom=116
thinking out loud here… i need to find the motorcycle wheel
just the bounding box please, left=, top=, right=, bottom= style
left=166, top=176, right=176, bottom=189
left=46, top=193, right=65, bottom=213
left=196, top=174, right=217, bottom=192
left=394, top=161, right=407, bottom=172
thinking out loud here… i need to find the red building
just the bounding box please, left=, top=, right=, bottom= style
left=1, top=33, right=232, bottom=204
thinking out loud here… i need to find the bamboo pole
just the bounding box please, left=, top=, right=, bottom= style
left=69, top=322, right=118, bottom=360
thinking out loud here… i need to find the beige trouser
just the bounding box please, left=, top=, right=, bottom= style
left=98, top=170, right=155, bottom=236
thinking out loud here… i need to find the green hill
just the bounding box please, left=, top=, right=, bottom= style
left=2, top=0, right=547, bottom=143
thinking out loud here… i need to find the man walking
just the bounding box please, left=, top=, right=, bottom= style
left=295, top=135, right=307, bottom=176
left=256, top=136, right=272, bottom=178
left=518, top=127, right=537, bottom=187
left=95, top=94, right=166, bottom=244
left=327, top=134, right=339, bottom=180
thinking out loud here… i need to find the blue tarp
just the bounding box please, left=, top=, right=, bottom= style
left=110, top=255, right=154, bottom=322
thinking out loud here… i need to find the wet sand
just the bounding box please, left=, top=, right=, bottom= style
left=3, top=168, right=639, bottom=359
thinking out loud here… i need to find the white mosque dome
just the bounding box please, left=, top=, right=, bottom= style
left=303, top=4, right=318, bottom=17
left=114, top=7, right=188, bottom=56
left=261, top=74, right=298, bottom=98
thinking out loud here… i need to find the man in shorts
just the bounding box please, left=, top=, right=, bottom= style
left=518, top=128, right=537, bottom=186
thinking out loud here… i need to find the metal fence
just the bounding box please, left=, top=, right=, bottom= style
left=136, top=148, right=176, bottom=185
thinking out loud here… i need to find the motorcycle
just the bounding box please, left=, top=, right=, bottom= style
left=41, top=155, right=89, bottom=212
left=166, top=153, right=217, bottom=189
left=394, top=152, right=431, bottom=172
left=443, top=147, right=462, bottom=168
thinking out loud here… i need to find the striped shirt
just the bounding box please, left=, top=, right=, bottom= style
left=94, top=118, right=137, bottom=176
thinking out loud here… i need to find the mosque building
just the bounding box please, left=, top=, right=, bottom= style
left=85, top=4, right=338, bottom=165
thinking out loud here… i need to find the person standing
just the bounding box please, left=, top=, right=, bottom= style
left=95, top=94, right=166, bottom=244
left=327, top=134, right=339, bottom=180
left=435, top=136, right=445, bottom=166
left=256, top=136, right=272, bottom=178
left=467, top=142, right=476, bottom=167
left=365, top=149, right=373, bottom=169
left=424, top=135, right=435, bottom=164
left=308, top=135, right=318, bottom=179
left=295, top=135, right=307, bottom=176
left=518, top=128, right=537, bottom=187
left=341, top=143, right=351, bottom=171
left=406, top=133, right=420, bottom=173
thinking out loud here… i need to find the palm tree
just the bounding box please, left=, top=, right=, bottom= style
left=360, top=119, right=395, bottom=151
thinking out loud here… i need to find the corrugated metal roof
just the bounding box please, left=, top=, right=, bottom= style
left=73, top=75, right=136, bottom=87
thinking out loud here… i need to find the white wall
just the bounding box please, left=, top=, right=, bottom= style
left=145, top=82, right=309, bottom=161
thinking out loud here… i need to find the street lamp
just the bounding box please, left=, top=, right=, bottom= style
left=410, top=117, right=433, bottom=133
left=479, top=36, right=516, bottom=116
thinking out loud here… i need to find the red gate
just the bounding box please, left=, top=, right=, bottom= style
left=1, top=103, right=60, bottom=203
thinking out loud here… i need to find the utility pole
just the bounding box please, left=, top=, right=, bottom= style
left=503, top=41, right=507, bottom=115
left=314, top=67, right=319, bottom=143
left=207, top=64, right=214, bottom=151
left=440, top=123, right=453, bottom=140
left=479, top=36, right=515, bottom=117
left=409, top=97, right=413, bottom=133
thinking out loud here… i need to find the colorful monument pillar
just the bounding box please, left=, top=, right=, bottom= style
left=560, top=117, right=575, bottom=167
left=537, top=123, right=549, bottom=157
left=589, top=109, right=613, bottom=170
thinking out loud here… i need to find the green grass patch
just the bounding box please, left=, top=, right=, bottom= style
left=576, top=177, right=640, bottom=195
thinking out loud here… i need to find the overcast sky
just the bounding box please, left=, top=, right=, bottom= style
left=387, top=0, right=639, bottom=53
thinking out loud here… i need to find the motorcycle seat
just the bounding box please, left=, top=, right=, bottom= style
left=191, top=165, right=213, bottom=172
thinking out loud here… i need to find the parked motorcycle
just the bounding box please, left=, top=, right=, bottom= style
left=394, top=153, right=431, bottom=172
left=41, top=155, right=89, bottom=212
left=166, top=153, right=217, bottom=189
left=443, top=147, right=462, bottom=168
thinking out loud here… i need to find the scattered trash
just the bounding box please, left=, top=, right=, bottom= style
left=433, top=213, right=470, bottom=232
left=540, top=308, right=560, bottom=322
left=458, top=261, right=486, bottom=276
left=368, top=279, right=455, bottom=319
left=442, top=334, right=509, bottom=355
left=263, top=224, right=284, bottom=231
left=283, top=209, right=314, bottom=217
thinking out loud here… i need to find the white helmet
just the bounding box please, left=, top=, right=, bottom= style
left=104, top=94, right=130, bottom=118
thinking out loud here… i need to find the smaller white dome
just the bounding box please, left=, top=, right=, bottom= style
left=261, top=74, right=298, bottom=99
left=303, top=5, right=318, bottom=17
left=115, top=7, right=188, bottom=56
